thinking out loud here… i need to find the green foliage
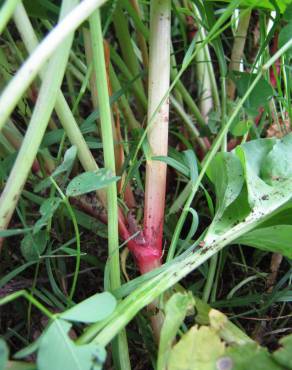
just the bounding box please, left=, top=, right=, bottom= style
left=279, top=23, right=292, bottom=57
left=167, top=307, right=292, bottom=370
left=20, top=230, right=47, bottom=261
left=1, top=0, right=292, bottom=368
left=208, top=152, right=244, bottom=217
left=230, top=120, right=252, bottom=137
left=273, top=334, right=292, bottom=369
left=231, top=72, right=274, bottom=115
left=34, top=146, right=77, bottom=193
left=223, top=344, right=282, bottom=370
left=157, top=293, right=193, bottom=370
left=60, top=292, right=116, bottom=323
left=0, top=338, right=8, bottom=370
left=66, top=169, right=120, bottom=197
left=283, top=3, right=292, bottom=20
left=236, top=225, right=292, bottom=257
left=261, top=134, right=292, bottom=184
left=37, top=319, right=105, bottom=370
left=168, top=326, right=225, bottom=370
left=206, top=0, right=292, bottom=12
left=206, top=134, right=292, bottom=259
left=33, top=197, right=62, bottom=233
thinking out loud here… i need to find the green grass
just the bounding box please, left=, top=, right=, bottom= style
left=0, top=0, right=292, bottom=369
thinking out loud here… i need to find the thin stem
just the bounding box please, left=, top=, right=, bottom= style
left=113, top=2, right=145, bottom=107
left=89, top=9, right=131, bottom=370
left=227, top=9, right=251, bottom=100
left=0, top=0, right=78, bottom=232
left=89, top=10, right=120, bottom=291
left=0, top=290, right=54, bottom=320
left=0, top=0, right=109, bottom=132
left=0, top=0, right=20, bottom=34
left=13, top=2, right=107, bottom=206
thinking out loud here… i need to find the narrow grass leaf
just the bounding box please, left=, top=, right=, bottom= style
left=0, top=261, right=36, bottom=289
left=152, top=156, right=189, bottom=177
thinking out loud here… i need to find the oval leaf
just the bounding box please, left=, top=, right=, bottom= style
left=20, top=230, right=47, bottom=262
left=60, top=292, right=116, bottom=323
left=37, top=319, right=106, bottom=370
left=66, top=169, right=120, bottom=197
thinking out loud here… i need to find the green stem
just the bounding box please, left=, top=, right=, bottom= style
left=0, top=0, right=78, bottom=231
left=80, top=180, right=289, bottom=346
left=89, top=10, right=120, bottom=292
left=113, top=2, right=145, bottom=114
left=89, top=9, right=131, bottom=370
left=0, top=0, right=109, bottom=132
left=202, top=253, right=218, bottom=302
left=227, top=9, right=251, bottom=100
left=13, top=2, right=107, bottom=206
left=0, top=0, right=20, bottom=34
left=0, top=290, right=54, bottom=319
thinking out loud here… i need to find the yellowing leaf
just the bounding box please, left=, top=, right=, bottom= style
left=168, top=326, right=225, bottom=370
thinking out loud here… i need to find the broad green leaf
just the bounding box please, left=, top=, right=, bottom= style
left=4, top=362, right=36, bottom=370
left=231, top=72, right=274, bottom=113
left=208, top=152, right=244, bottom=216
left=37, top=319, right=106, bottom=370
left=284, top=3, right=292, bottom=20
left=157, top=293, right=193, bottom=370
left=235, top=225, right=292, bottom=258
left=66, top=169, right=120, bottom=197
left=261, top=134, right=292, bottom=185
left=205, top=136, right=292, bottom=259
left=168, top=326, right=225, bottom=370
left=279, top=23, right=292, bottom=58
left=231, top=120, right=252, bottom=137
left=222, top=343, right=282, bottom=370
left=34, top=197, right=62, bottom=233
left=273, top=334, right=292, bottom=369
left=23, top=0, right=52, bottom=19
left=35, top=146, right=77, bottom=193
left=60, top=292, right=116, bottom=323
left=0, top=338, right=8, bottom=370
left=20, top=230, right=47, bottom=262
